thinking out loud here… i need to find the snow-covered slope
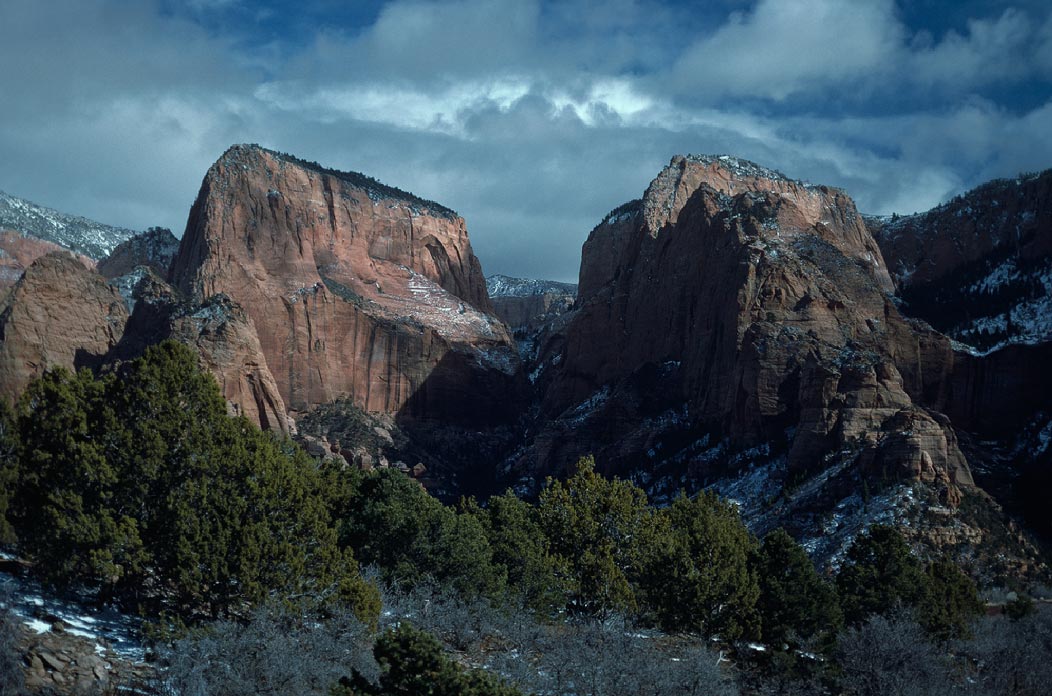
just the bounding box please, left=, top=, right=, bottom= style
left=486, top=274, right=577, bottom=298
left=0, top=190, right=136, bottom=260
left=869, top=169, right=1052, bottom=353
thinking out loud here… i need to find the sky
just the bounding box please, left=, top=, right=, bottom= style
left=1, top=1, right=1051, bottom=282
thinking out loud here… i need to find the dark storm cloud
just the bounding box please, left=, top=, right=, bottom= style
left=1, top=0, right=1050, bottom=283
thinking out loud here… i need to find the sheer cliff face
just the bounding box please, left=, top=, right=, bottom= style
left=538, top=155, right=972, bottom=502
left=169, top=145, right=516, bottom=421
left=0, top=252, right=127, bottom=402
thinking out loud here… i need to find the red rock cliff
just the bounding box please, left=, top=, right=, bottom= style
left=169, top=145, right=517, bottom=422
left=0, top=252, right=127, bottom=402
left=535, top=155, right=972, bottom=502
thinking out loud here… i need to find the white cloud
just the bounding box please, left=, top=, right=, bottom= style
left=911, top=9, right=1033, bottom=87
left=0, top=0, right=1049, bottom=281
left=666, top=0, right=1045, bottom=102
left=670, top=0, right=903, bottom=100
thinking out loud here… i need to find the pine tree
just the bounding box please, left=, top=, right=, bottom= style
left=537, top=456, right=655, bottom=617
left=334, top=467, right=504, bottom=600
left=463, top=491, right=568, bottom=614
left=836, top=525, right=927, bottom=625
left=756, top=528, right=842, bottom=649
left=638, top=490, right=760, bottom=639
left=14, top=367, right=147, bottom=590
left=918, top=557, right=982, bottom=640
left=337, top=624, right=522, bottom=696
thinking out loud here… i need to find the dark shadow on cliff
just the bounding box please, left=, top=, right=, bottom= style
left=393, top=348, right=531, bottom=500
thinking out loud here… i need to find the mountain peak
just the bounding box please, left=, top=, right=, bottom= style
left=213, top=144, right=458, bottom=219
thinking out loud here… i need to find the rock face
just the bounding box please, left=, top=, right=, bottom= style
left=97, top=226, right=179, bottom=280
left=0, top=229, right=94, bottom=289
left=169, top=145, right=518, bottom=424
left=868, top=170, right=1052, bottom=351
left=525, top=155, right=972, bottom=506
left=117, top=274, right=292, bottom=434
left=0, top=252, right=127, bottom=403
left=486, top=274, right=576, bottom=335
left=18, top=625, right=153, bottom=695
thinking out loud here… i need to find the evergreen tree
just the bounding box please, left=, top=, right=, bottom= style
left=537, top=456, right=656, bottom=617
left=463, top=491, right=568, bottom=614
left=10, top=341, right=378, bottom=624
left=756, top=528, right=842, bottom=649
left=337, top=624, right=522, bottom=696
left=0, top=401, right=19, bottom=546
left=334, top=467, right=504, bottom=600
left=836, top=525, right=928, bottom=625
left=14, top=367, right=147, bottom=590
left=917, top=557, right=982, bottom=641
left=639, top=491, right=760, bottom=639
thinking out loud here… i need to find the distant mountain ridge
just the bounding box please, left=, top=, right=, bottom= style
left=486, top=274, right=577, bottom=298
left=485, top=274, right=577, bottom=337
left=0, top=189, right=136, bottom=259
left=867, top=169, right=1052, bottom=353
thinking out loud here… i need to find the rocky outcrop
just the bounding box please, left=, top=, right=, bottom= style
left=17, top=624, right=153, bottom=695
left=98, top=226, right=179, bottom=279
left=486, top=274, right=576, bottom=334
left=0, top=252, right=127, bottom=403
left=168, top=145, right=518, bottom=424
left=525, top=155, right=972, bottom=505
left=0, top=229, right=94, bottom=289
left=117, top=274, right=291, bottom=434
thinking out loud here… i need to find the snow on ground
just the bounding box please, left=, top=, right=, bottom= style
left=562, top=386, right=611, bottom=427
left=486, top=274, right=576, bottom=298
left=108, top=266, right=148, bottom=312
left=954, top=260, right=1052, bottom=353
left=1, top=569, right=146, bottom=662
left=0, top=190, right=135, bottom=260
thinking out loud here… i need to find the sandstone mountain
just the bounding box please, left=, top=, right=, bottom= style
left=867, top=169, right=1052, bottom=352
left=0, top=146, right=519, bottom=456
left=0, top=146, right=1047, bottom=573
left=113, top=273, right=292, bottom=434
left=866, top=171, right=1052, bottom=548
left=0, top=230, right=94, bottom=289
left=168, top=145, right=518, bottom=425
left=507, top=154, right=1050, bottom=572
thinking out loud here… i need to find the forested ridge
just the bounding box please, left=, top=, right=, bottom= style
left=1, top=342, right=1049, bottom=695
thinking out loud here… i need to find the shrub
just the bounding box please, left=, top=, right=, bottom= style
left=161, top=604, right=376, bottom=696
